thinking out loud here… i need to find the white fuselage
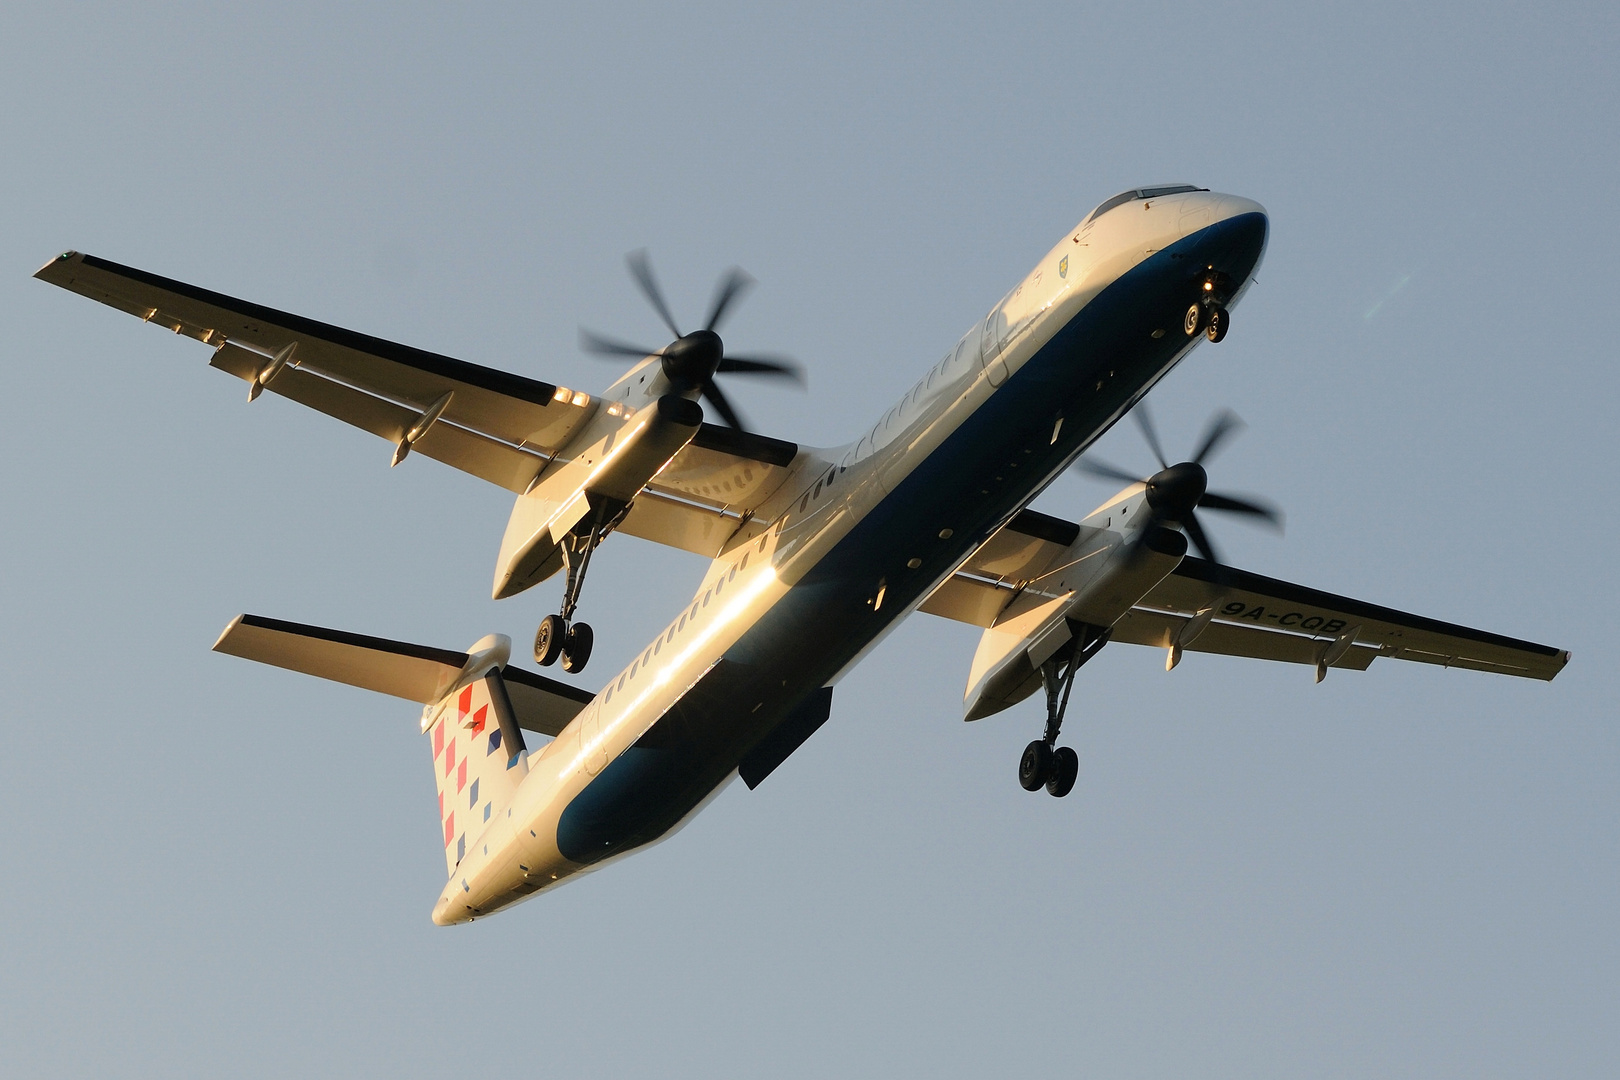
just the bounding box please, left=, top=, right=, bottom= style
left=434, top=189, right=1269, bottom=923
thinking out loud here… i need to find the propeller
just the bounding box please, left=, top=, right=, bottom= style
left=1076, top=403, right=1282, bottom=566
left=580, top=250, right=804, bottom=431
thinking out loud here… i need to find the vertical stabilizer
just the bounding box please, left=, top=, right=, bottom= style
left=424, top=671, right=529, bottom=877
left=213, top=615, right=595, bottom=885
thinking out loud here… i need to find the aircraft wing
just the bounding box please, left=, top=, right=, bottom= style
left=212, top=614, right=592, bottom=735
left=1127, top=556, right=1569, bottom=680
left=921, top=512, right=1568, bottom=681
left=35, top=251, right=806, bottom=554
left=35, top=251, right=597, bottom=493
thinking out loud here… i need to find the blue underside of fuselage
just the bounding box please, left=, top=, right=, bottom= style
left=556, top=213, right=1268, bottom=864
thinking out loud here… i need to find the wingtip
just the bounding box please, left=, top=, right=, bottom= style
left=211, top=614, right=248, bottom=652
left=34, top=250, right=81, bottom=280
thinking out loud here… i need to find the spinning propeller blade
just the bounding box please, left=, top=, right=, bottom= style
left=1198, top=490, right=1283, bottom=528
left=1074, top=406, right=1283, bottom=567
left=580, top=329, right=663, bottom=359
left=1133, top=401, right=1170, bottom=470
left=704, top=267, right=753, bottom=333
left=1074, top=456, right=1145, bottom=485
left=1190, top=408, right=1244, bottom=466
left=626, top=249, right=682, bottom=339
left=580, top=251, right=806, bottom=432
left=717, top=354, right=804, bottom=381
left=1182, top=511, right=1218, bottom=565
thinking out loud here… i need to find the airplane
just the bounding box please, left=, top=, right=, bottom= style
left=35, top=184, right=1568, bottom=924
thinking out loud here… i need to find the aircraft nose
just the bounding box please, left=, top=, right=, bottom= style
left=1215, top=194, right=1267, bottom=222
left=1187, top=196, right=1269, bottom=285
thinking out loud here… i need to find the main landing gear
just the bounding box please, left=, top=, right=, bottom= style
left=1184, top=270, right=1233, bottom=343
left=533, top=504, right=622, bottom=674
left=1018, top=623, right=1109, bottom=798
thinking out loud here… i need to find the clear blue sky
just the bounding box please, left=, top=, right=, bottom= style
left=2, top=2, right=1615, bottom=1076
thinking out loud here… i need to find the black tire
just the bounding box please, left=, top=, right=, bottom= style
left=534, top=614, right=567, bottom=666
left=1019, top=740, right=1054, bottom=792
left=1183, top=302, right=1206, bottom=337
left=1206, top=306, right=1229, bottom=343
left=560, top=621, right=594, bottom=673
left=1046, top=746, right=1079, bottom=798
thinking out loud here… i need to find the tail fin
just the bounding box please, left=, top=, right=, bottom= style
left=424, top=671, right=528, bottom=875
left=213, top=614, right=595, bottom=876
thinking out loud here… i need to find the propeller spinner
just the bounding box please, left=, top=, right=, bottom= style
left=1077, top=404, right=1282, bottom=566
left=581, top=250, right=803, bottom=431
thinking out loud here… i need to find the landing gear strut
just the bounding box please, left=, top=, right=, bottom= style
left=1018, top=622, right=1109, bottom=797
left=533, top=500, right=625, bottom=673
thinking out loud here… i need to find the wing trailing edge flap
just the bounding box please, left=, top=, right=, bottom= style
left=917, top=508, right=1083, bottom=627
left=617, top=427, right=803, bottom=557
left=1110, top=608, right=1379, bottom=671
left=212, top=614, right=592, bottom=735
left=211, top=343, right=550, bottom=492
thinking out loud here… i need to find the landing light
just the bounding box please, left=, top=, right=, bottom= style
left=553, top=386, right=571, bottom=402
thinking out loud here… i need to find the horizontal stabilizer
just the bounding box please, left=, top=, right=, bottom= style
left=500, top=667, right=596, bottom=738
left=213, top=614, right=593, bottom=735
left=214, top=614, right=468, bottom=702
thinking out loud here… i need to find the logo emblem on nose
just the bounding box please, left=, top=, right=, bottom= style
left=1058, top=255, right=1068, bottom=279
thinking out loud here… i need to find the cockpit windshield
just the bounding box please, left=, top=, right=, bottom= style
left=1084, top=185, right=1206, bottom=224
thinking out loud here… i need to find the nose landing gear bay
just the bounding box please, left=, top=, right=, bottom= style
left=1184, top=269, right=1233, bottom=344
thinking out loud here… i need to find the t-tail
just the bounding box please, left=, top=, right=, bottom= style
left=212, top=614, right=591, bottom=891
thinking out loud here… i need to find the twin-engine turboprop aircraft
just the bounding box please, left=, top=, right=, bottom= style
left=36, top=185, right=1567, bottom=923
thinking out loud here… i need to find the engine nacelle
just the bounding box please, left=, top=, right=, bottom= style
left=492, top=394, right=703, bottom=599
left=963, top=523, right=1186, bottom=721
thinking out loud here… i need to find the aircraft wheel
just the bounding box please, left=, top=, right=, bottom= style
left=1019, top=740, right=1053, bottom=792
left=534, top=614, right=567, bottom=666
left=561, top=622, right=594, bottom=673
left=1206, top=306, right=1229, bottom=343
left=1046, top=746, right=1079, bottom=798
left=1183, top=302, right=1206, bottom=337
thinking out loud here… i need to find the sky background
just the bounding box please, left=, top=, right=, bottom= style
left=1, top=2, right=1616, bottom=1076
